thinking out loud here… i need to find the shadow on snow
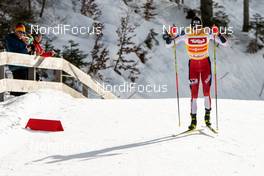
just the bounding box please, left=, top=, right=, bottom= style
left=33, top=129, right=213, bottom=164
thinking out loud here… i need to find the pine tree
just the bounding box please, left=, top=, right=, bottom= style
left=201, top=0, right=213, bottom=27
left=132, top=29, right=159, bottom=64
left=134, top=46, right=148, bottom=64
left=142, top=0, right=157, bottom=21
left=0, top=0, right=35, bottom=42
left=62, top=40, right=88, bottom=68
left=144, top=28, right=159, bottom=50
left=115, top=14, right=140, bottom=82
left=0, top=0, right=36, bottom=49
left=88, top=22, right=111, bottom=79
left=211, top=2, right=229, bottom=28
left=44, top=40, right=61, bottom=57
left=81, top=0, right=101, bottom=21
left=247, top=13, right=264, bottom=53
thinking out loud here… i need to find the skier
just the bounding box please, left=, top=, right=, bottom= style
left=163, top=16, right=227, bottom=130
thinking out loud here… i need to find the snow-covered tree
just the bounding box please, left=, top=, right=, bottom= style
left=115, top=14, right=140, bottom=82
left=44, top=40, right=61, bottom=58
left=0, top=0, right=36, bottom=48
left=142, top=0, right=157, bottom=21
left=247, top=13, right=264, bottom=53
left=0, top=0, right=35, bottom=27
left=144, top=28, right=159, bottom=50
left=212, top=2, right=229, bottom=28
left=81, top=0, right=101, bottom=21
left=88, top=22, right=111, bottom=79
left=62, top=40, right=88, bottom=68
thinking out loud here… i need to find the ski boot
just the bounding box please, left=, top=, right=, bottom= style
left=188, top=113, right=197, bottom=130
left=204, top=108, right=211, bottom=127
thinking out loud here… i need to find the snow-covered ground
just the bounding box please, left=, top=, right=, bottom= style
left=31, top=0, right=264, bottom=100
left=0, top=90, right=264, bottom=176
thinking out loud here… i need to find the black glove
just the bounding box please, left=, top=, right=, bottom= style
left=162, top=33, right=172, bottom=44
left=218, top=33, right=227, bottom=43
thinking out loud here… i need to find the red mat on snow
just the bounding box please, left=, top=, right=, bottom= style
left=25, top=118, right=64, bottom=132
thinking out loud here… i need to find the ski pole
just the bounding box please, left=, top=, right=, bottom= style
left=173, top=40, right=181, bottom=127
left=213, top=35, right=219, bottom=130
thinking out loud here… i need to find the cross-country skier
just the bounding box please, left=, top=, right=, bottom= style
left=163, top=16, right=227, bottom=130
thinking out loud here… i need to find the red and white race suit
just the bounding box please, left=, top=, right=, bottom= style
left=167, top=30, right=227, bottom=114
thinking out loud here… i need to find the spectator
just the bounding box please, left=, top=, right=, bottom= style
left=32, top=32, right=56, bottom=81
left=4, top=23, right=30, bottom=96
left=5, top=23, right=28, bottom=54
left=32, top=33, right=55, bottom=57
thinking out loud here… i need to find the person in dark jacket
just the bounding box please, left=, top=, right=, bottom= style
left=5, top=23, right=28, bottom=54
left=4, top=23, right=30, bottom=96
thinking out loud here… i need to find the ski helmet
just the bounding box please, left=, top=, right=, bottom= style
left=191, top=16, right=202, bottom=27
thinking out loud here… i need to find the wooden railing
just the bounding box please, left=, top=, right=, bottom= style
left=0, top=52, right=117, bottom=100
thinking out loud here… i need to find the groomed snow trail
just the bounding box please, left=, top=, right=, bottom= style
left=0, top=90, right=263, bottom=176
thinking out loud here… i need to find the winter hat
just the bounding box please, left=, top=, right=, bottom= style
left=15, top=23, right=26, bottom=33
left=191, top=16, right=202, bottom=27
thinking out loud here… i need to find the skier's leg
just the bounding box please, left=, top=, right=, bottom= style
left=204, top=96, right=211, bottom=110
left=189, top=60, right=200, bottom=114
left=188, top=60, right=200, bottom=130
left=191, top=98, right=197, bottom=114
left=201, top=58, right=212, bottom=126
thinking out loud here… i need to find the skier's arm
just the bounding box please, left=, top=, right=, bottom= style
left=163, top=31, right=186, bottom=48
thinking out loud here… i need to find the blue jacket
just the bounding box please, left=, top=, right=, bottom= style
left=5, top=33, right=28, bottom=54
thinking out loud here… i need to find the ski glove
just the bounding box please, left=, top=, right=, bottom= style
left=218, top=33, right=227, bottom=43
left=162, top=33, right=173, bottom=44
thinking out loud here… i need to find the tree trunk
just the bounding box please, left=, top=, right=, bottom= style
left=242, top=0, right=249, bottom=32
left=200, top=0, right=213, bottom=27
left=40, top=0, right=47, bottom=18
left=28, top=0, right=31, bottom=13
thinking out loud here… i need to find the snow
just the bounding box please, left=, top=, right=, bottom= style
left=0, top=90, right=264, bottom=176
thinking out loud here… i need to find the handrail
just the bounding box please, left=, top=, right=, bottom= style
left=0, top=52, right=117, bottom=99
left=0, top=79, right=85, bottom=98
